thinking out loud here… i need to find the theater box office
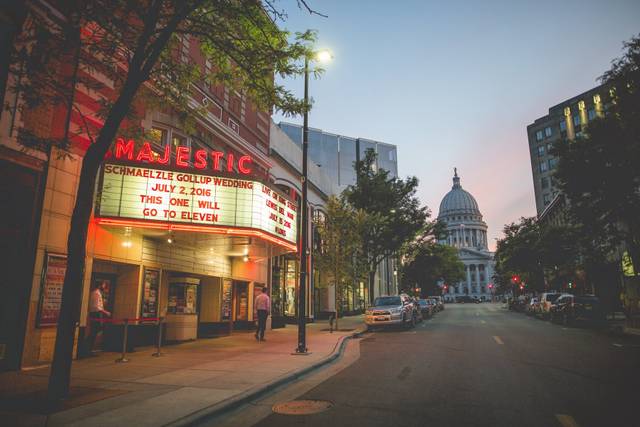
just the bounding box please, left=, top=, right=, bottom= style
left=80, top=145, right=297, bottom=351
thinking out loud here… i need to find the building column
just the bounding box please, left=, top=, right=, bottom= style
left=476, top=266, right=481, bottom=294
left=466, top=265, right=471, bottom=293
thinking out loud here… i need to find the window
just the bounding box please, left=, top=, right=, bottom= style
left=149, top=127, right=167, bottom=148
left=172, top=133, right=187, bottom=150
left=560, top=121, right=567, bottom=132
left=539, top=161, right=548, bottom=173
left=573, top=115, right=581, bottom=126
left=535, top=130, right=543, bottom=141
left=547, top=142, right=553, bottom=153
left=537, top=145, right=545, bottom=157
left=544, top=127, right=552, bottom=137
left=541, top=177, right=549, bottom=189
left=549, top=158, right=558, bottom=169
left=588, top=108, right=596, bottom=121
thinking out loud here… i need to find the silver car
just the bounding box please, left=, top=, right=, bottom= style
left=365, top=295, right=416, bottom=330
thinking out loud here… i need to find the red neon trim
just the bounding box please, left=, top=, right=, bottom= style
left=94, top=218, right=297, bottom=252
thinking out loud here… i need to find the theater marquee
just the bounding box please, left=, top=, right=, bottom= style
left=96, top=162, right=298, bottom=249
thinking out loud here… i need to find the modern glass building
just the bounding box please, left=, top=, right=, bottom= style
left=278, top=122, right=398, bottom=191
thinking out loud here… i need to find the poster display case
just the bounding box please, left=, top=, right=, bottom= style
left=165, top=276, right=199, bottom=341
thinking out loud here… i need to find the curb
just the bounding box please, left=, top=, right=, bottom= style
left=164, top=327, right=365, bottom=427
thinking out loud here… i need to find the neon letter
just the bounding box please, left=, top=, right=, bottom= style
left=136, top=142, right=154, bottom=163
left=157, top=144, right=170, bottom=165
left=227, top=153, right=234, bottom=172
left=211, top=151, right=223, bottom=171
left=114, top=138, right=134, bottom=160
left=238, top=155, right=252, bottom=174
left=176, top=146, right=190, bottom=167
left=194, top=149, right=207, bottom=169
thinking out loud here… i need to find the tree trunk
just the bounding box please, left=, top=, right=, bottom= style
left=47, top=78, right=141, bottom=401
left=368, top=269, right=376, bottom=305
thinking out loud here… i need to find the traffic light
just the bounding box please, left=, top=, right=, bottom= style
left=488, top=284, right=493, bottom=289
left=511, top=275, right=521, bottom=284
left=568, top=282, right=573, bottom=289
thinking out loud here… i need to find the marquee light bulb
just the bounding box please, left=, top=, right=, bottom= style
left=167, top=237, right=173, bottom=244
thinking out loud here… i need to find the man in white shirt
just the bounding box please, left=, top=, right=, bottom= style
left=88, top=281, right=111, bottom=353
left=254, top=287, right=270, bottom=342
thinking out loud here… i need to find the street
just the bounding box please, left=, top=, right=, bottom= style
left=230, top=303, right=640, bottom=427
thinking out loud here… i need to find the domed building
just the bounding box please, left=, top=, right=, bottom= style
left=437, top=169, right=495, bottom=302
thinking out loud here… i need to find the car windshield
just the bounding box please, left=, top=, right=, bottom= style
left=374, top=296, right=402, bottom=306
left=546, top=294, right=561, bottom=302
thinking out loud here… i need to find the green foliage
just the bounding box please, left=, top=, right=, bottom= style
left=314, top=196, right=371, bottom=314
left=493, top=217, right=581, bottom=292
left=10, top=0, right=317, bottom=152
left=344, top=149, right=430, bottom=267
left=401, top=242, right=464, bottom=296
left=552, top=34, right=640, bottom=271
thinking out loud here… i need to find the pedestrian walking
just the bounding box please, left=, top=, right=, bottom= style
left=254, top=287, right=270, bottom=342
left=87, top=280, right=111, bottom=353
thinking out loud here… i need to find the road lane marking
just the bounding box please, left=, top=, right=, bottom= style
left=612, top=343, right=623, bottom=347
left=492, top=336, right=504, bottom=345
left=556, top=414, right=580, bottom=427
left=480, top=320, right=486, bottom=324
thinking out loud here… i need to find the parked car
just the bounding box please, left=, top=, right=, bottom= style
left=526, top=297, right=540, bottom=316
left=551, top=295, right=605, bottom=326
left=411, top=297, right=423, bottom=323
left=418, top=299, right=434, bottom=318
left=428, top=296, right=444, bottom=311
left=364, top=295, right=416, bottom=330
left=539, top=292, right=562, bottom=319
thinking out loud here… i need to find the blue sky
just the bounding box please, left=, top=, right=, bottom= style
left=273, top=0, right=640, bottom=250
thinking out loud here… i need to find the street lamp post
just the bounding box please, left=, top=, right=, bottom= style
left=296, top=50, right=331, bottom=355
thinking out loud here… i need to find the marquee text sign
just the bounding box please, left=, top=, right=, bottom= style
left=98, top=163, right=298, bottom=245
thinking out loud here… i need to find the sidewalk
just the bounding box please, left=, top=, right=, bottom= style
left=0, top=315, right=365, bottom=427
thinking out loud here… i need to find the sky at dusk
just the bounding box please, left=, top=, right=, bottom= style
left=272, top=0, right=640, bottom=250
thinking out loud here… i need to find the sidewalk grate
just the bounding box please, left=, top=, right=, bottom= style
left=272, top=399, right=333, bottom=415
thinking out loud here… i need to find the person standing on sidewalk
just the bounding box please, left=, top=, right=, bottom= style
left=88, top=281, right=111, bottom=353
left=254, top=287, right=270, bottom=342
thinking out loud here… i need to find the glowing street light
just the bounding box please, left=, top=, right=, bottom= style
left=296, top=49, right=333, bottom=355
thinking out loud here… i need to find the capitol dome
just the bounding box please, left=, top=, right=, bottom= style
left=436, top=168, right=495, bottom=303
left=436, top=168, right=488, bottom=249
left=438, top=169, right=481, bottom=219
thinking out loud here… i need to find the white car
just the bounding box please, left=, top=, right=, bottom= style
left=365, top=295, right=416, bottom=330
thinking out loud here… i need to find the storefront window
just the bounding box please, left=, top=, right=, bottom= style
left=271, top=264, right=283, bottom=316
left=235, top=281, right=249, bottom=321
left=221, top=278, right=232, bottom=321
left=284, top=259, right=297, bottom=317
left=140, top=268, right=160, bottom=319
left=168, top=282, right=198, bottom=314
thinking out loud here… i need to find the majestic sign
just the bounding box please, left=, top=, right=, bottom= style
left=97, top=162, right=298, bottom=247
left=111, top=138, right=254, bottom=174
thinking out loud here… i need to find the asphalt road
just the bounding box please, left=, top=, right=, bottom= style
left=252, top=303, right=640, bottom=427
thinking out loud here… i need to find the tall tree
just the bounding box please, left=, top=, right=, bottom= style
left=553, top=34, right=640, bottom=272
left=314, top=196, right=370, bottom=329
left=401, top=242, right=464, bottom=297
left=493, top=217, right=544, bottom=292
left=8, top=0, right=319, bottom=400
left=344, top=149, right=428, bottom=303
